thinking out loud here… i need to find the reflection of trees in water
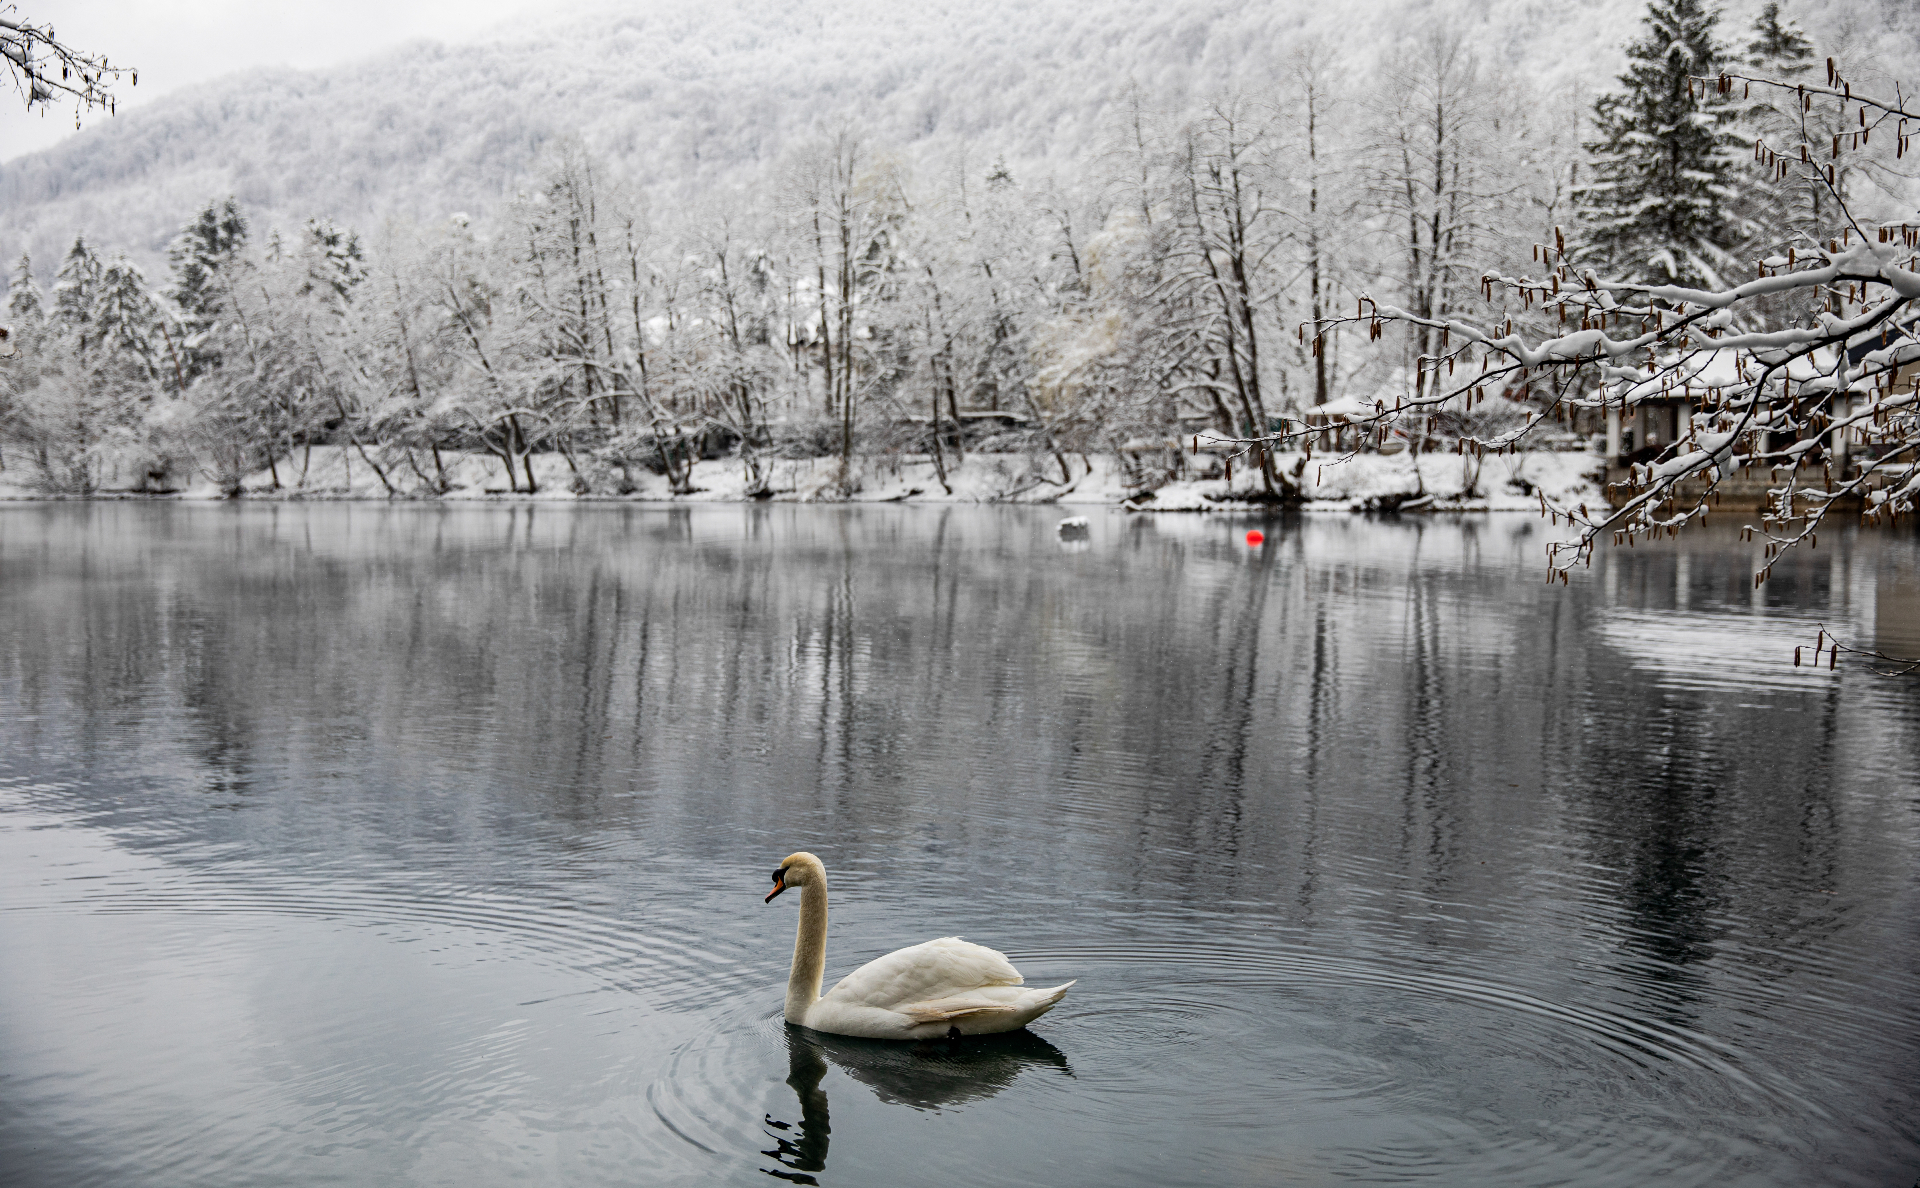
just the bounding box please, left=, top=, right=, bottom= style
left=1396, top=529, right=1465, bottom=918
left=1574, top=544, right=1868, bottom=1022
left=1578, top=701, right=1723, bottom=996
left=762, top=1026, right=1071, bottom=1184
left=2, top=505, right=1915, bottom=998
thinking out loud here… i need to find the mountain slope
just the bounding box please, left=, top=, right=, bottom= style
left=0, top=0, right=1851, bottom=273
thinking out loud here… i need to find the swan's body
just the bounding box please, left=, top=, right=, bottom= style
left=766, top=852, right=1074, bottom=1040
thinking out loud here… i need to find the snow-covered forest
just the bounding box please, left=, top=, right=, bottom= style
left=1, top=0, right=1915, bottom=500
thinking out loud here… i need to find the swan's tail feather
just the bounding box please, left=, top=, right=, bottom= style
left=1001, top=980, right=1074, bottom=1029
left=902, top=1000, right=1020, bottom=1025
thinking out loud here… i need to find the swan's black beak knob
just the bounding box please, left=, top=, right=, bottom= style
left=766, top=870, right=787, bottom=903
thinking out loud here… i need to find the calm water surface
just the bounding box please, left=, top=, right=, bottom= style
left=1, top=503, right=1917, bottom=1187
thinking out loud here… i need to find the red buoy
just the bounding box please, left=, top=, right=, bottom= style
left=1245, top=530, right=1265, bottom=547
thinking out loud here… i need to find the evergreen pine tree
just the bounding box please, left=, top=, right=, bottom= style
left=53, top=236, right=103, bottom=361
left=167, top=197, right=249, bottom=385
left=1577, top=0, right=1746, bottom=288
left=92, top=256, right=160, bottom=381
left=1747, top=1, right=1814, bottom=68
left=1, top=255, right=43, bottom=443
left=301, top=218, right=366, bottom=305
left=7, top=254, right=43, bottom=326
left=1739, top=2, right=1833, bottom=249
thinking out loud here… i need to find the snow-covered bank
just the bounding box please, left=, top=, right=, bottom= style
left=1142, top=450, right=1603, bottom=513
left=0, top=447, right=1604, bottom=512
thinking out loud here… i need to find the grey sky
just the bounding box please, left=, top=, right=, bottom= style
left=2, top=0, right=539, bottom=160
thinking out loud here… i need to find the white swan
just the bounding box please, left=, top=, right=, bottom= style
left=764, top=852, right=1074, bottom=1040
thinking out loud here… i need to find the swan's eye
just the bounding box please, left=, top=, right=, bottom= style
left=772, top=868, right=785, bottom=883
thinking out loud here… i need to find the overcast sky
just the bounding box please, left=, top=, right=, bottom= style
left=1, top=0, right=540, bottom=160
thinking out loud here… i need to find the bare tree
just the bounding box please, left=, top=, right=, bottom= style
left=1367, top=31, right=1528, bottom=405
left=1282, top=43, right=1351, bottom=412
left=781, top=127, right=909, bottom=493
left=1166, top=93, right=1293, bottom=499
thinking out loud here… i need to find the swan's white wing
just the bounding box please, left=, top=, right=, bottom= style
left=823, top=937, right=1023, bottom=1012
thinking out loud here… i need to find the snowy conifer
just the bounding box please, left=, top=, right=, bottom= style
left=1, top=255, right=45, bottom=452
left=1737, top=2, right=1819, bottom=251
left=1746, top=1, right=1813, bottom=70
left=91, top=256, right=160, bottom=381
left=302, top=218, right=367, bottom=304
left=8, top=255, right=44, bottom=326
left=52, top=236, right=103, bottom=357
left=166, top=198, right=249, bottom=385
left=1577, top=0, right=1745, bottom=288
left=14, top=237, right=161, bottom=492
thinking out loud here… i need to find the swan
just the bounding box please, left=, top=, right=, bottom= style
left=764, top=852, right=1074, bottom=1040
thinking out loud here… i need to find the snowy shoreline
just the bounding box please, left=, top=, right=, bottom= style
left=0, top=447, right=1605, bottom=513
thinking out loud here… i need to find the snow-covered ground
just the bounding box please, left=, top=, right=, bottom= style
left=0, top=446, right=1604, bottom=513
left=1144, top=449, right=1603, bottom=513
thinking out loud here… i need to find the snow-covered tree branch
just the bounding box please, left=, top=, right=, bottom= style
left=1289, top=54, right=1918, bottom=588
left=1, top=5, right=132, bottom=122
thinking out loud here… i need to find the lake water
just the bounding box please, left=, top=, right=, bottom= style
left=1, top=503, right=1916, bottom=1188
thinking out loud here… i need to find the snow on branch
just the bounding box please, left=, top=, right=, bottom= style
left=1, top=5, right=133, bottom=124
left=1257, top=64, right=1920, bottom=593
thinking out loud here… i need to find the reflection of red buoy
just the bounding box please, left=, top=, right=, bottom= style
left=1245, top=530, right=1265, bottom=547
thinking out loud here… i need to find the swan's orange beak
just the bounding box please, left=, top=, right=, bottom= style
left=765, top=870, right=787, bottom=903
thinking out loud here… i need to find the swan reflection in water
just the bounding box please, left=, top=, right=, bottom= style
left=763, top=1026, right=1073, bottom=1183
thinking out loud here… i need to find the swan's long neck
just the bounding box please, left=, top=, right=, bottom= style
left=785, top=874, right=828, bottom=1023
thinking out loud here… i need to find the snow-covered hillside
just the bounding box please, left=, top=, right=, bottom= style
left=0, top=0, right=1671, bottom=269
